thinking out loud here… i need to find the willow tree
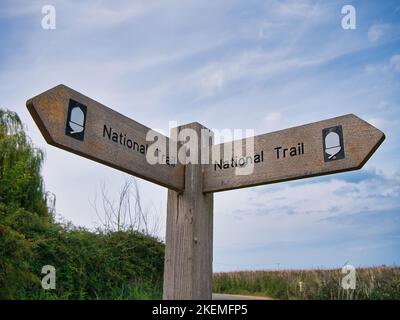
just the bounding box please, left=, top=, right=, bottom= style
left=0, top=109, right=48, bottom=213
left=0, top=108, right=51, bottom=299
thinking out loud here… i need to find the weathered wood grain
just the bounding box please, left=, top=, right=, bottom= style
left=26, top=84, right=184, bottom=191
left=163, top=122, right=214, bottom=300
left=203, top=114, right=385, bottom=193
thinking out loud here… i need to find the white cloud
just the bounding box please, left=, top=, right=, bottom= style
left=0, top=1, right=38, bottom=17
left=58, top=0, right=165, bottom=32
left=263, top=112, right=285, bottom=132
left=367, top=24, right=389, bottom=42
left=275, top=0, right=322, bottom=19
left=214, top=170, right=400, bottom=251
left=364, top=53, right=400, bottom=75
left=258, top=21, right=286, bottom=39
left=367, top=117, right=398, bottom=131
left=194, top=63, right=231, bottom=96
left=390, top=54, right=400, bottom=72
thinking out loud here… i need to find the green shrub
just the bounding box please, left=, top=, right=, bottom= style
left=0, top=109, right=164, bottom=300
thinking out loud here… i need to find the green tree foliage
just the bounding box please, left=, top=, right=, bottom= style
left=0, top=109, right=164, bottom=299
left=0, top=109, right=48, bottom=298
left=0, top=109, right=48, bottom=214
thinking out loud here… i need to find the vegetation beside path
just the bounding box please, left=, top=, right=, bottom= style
left=213, top=267, right=400, bottom=300
left=0, top=109, right=164, bottom=299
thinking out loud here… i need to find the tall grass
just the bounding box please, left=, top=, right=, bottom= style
left=26, top=281, right=162, bottom=300
left=213, top=267, right=400, bottom=300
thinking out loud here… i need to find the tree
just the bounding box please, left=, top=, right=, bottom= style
left=0, top=108, right=52, bottom=298
left=93, top=176, right=161, bottom=237
left=0, top=108, right=164, bottom=299
left=0, top=109, right=49, bottom=213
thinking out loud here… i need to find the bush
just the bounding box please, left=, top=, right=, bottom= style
left=0, top=109, right=164, bottom=299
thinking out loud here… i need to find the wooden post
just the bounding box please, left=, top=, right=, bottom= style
left=163, top=122, right=214, bottom=300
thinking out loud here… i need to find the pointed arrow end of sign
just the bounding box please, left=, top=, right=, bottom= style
left=26, top=94, right=52, bottom=144
left=26, top=84, right=70, bottom=145
left=26, top=84, right=68, bottom=106
left=350, top=114, right=386, bottom=169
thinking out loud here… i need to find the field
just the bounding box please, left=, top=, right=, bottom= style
left=213, top=267, right=400, bottom=300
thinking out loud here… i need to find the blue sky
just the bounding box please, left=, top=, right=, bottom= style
left=0, top=0, right=399, bottom=271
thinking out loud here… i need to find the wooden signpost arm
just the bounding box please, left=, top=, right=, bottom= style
left=203, top=114, right=385, bottom=193
left=163, top=122, right=214, bottom=300
left=26, top=84, right=184, bottom=191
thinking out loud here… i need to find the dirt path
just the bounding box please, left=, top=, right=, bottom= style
left=212, top=293, right=274, bottom=300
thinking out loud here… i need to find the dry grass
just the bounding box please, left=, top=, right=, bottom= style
left=213, top=266, right=400, bottom=300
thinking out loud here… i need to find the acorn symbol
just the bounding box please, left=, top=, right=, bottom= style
left=324, top=132, right=341, bottom=159
left=69, top=106, right=85, bottom=134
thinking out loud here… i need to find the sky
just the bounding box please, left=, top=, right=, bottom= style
left=0, top=0, right=399, bottom=271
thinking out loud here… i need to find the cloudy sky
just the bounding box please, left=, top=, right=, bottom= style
left=1, top=0, right=399, bottom=271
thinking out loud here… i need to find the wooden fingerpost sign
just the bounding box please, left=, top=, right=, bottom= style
left=26, top=84, right=184, bottom=191
left=27, top=84, right=385, bottom=300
